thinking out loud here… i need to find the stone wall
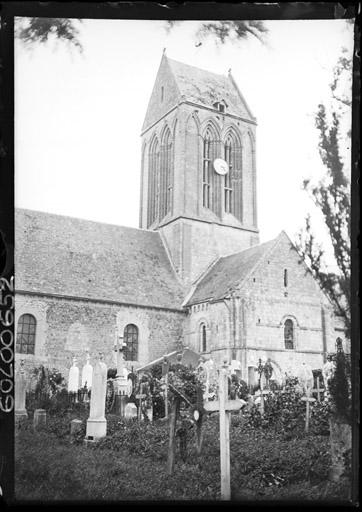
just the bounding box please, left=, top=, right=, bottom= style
left=185, top=233, right=340, bottom=382
left=15, top=293, right=185, bottom=380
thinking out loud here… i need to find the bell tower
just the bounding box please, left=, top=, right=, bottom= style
left=140, top=54, right=259, bottom=287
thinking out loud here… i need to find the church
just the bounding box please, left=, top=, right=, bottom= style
left=15, top=54, right=342, bottom=384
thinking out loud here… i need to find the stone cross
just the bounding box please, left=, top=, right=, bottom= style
left=68, top=357, right=79, bottom=393
left=81, top=352, right=93, bottom=389
left=86, top=353, right=107, bottom=440
left=203, top=360, right=245, bottom=500
left=15, top=360, right=28, bottom=422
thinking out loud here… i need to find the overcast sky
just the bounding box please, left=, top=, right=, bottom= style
left=15, top=18, right=353, bottom=270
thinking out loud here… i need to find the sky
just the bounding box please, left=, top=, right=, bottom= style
left=14, top=18, right=354, bottom=270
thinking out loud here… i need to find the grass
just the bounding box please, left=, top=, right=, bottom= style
left=15, top=412, right=352, bottom=502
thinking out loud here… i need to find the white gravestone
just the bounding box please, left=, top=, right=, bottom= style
left=322, top=359, right=335, bottom=396
left=298, top=362, right=314, bottom=393
left=124, top=402, right=138, bottom=420
left=86, top=353, right=107, bottom=440
left=68, top=357, right=80, bottom=393
left=15, top=360, right=28, bottom=421
left=81, top=353, right=93, bottom=389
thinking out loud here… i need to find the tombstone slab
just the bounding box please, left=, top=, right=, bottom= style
left=33, top=409, right=47, bottom=430
left=124, top=402, right=137, bottom=420
left=86, top=353, right=107, bottom=440
left=15, top=360, right=28, bottom=423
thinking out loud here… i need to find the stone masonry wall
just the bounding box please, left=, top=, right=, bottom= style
left=15, top=293, right=185, bottom=381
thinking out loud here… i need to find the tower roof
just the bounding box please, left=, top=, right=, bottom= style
left=167, top=57, right=255, bottom=119
left=142, top=54, right=255, bottom=132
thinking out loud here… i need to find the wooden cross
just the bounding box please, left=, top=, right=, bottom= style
left=300, top=388, right=316, bottom=432
left=203, top=361, right=245, bottom=500
left=311, top=376, right=325, bottom=402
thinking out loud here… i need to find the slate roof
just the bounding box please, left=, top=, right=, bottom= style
left=167, top=57, right=254, bottom=119
left=15, top=209, right=185, bottom=310
left=186, top=237, right=279, bottom=305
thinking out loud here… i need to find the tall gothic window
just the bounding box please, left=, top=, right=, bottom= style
left=203, top=127, right=220, bottom=214
left=124, top=324, right=139, bottom=361
left=284, top=319, right=294, bottom=350
left=224, top=131, right=243, bottom=221
left=202, top=130, right=212, bottom=209
left=16, top=314, right=36, bottom=354
left=200, top=323, right=207, bottom=353
left=159, top=128, right=172, bottom=220
left=147, top=137, right=160, bottom=227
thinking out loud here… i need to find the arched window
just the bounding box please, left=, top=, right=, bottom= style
left=159, top=128, right=172, bottom=220
left=202, top=127, right=220, bottom=215
left=284, top=319, right=294, bottom=350
left=16, top=314, right=36, bottom=354
left=224, top=131, right=242, bottom=221
left=147, top=137, right=160, bottom=227
left=200, top=323, right=207, bottom=353
left=123, top=324, right=139, bottom=361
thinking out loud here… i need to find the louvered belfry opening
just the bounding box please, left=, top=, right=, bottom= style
left=203, top=126, right=222, bottom=217
left=159, top=128, right=173, bottom=221
left=147, top=136, right=160, bottom=228
left=224, top=131, right=243, bottom=222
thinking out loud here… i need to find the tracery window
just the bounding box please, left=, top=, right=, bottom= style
left=147, top=137, right=160, bottom=227
left=284, top=319, right=294, bottom=350
left=159, top=128, right=172, bottom=220
left=224, top=131, right=243, bottom=221
left=16, top=314, right=36, bottom=354
left=203, top=127, right=220, bottom=214
left=123, top=324, right=139, bottom=361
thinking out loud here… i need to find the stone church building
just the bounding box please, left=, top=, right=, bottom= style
left=15, top=54, right=341, bottom=384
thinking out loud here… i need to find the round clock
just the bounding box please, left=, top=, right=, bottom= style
left=213, top=158, right=229, bottom=175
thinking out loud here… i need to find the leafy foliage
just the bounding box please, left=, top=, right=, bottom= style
left=328, top=347, right=351, bottom=423
left=15, top=17, right=83, bottom=51
left=166, top=20, right=268, bottom=45
left=296, top=51, right=351, bottom=336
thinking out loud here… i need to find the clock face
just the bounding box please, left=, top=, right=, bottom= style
left=213, top=158, right=229, bottom=175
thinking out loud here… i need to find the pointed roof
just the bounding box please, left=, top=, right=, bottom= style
left=185, top=236, right=280, bottom=305
left=167, top=57, right=255, bottom=120
left=142, top=54, right=255, bottom=132
left=15, top=208, right=185, bottom=310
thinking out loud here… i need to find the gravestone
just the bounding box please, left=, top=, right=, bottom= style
left=33, top=409, right=47, bottom=430
left=124, top=402, right=137, bottom=420
left=81, top=353, right=93, bottom=389
left=15, top=360, right=28, bottom=423
left=86, top=353, right=107, bottom=440
left=68, top=357, right=80, bottom=393
left=70, top=419, right=83, bottom=437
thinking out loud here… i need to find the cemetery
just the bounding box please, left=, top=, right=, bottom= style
left=15, top=339, right=352, bottom=502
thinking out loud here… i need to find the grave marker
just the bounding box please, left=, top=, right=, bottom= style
left=86, top=353, right=107, bottom=441
left=15, top=360, right=28, bottom=423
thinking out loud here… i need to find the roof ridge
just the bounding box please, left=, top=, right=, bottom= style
left=166, top=56, right=229, bottom=80
left=15, top=207, right=158, bottom=234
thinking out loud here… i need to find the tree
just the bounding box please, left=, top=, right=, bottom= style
left=166, top=20, right=268, bottom=45
left=296, top=50, right=352, bottom=336
left=15, top=17, right=83, bottom=52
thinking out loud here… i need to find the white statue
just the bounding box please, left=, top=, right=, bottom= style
left=68, top=357, right=79, bottom=393
left=81, top=353, right=93, bottom=389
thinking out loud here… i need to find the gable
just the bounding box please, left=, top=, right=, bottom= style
left=15, top=209, right=185, bottom=310
left=142, top=55, right=182, bottom=132
left=247, top=232, right=328, bottom=305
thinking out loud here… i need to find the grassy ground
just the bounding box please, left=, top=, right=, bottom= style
left=15, top=412, right=352, bottom=502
